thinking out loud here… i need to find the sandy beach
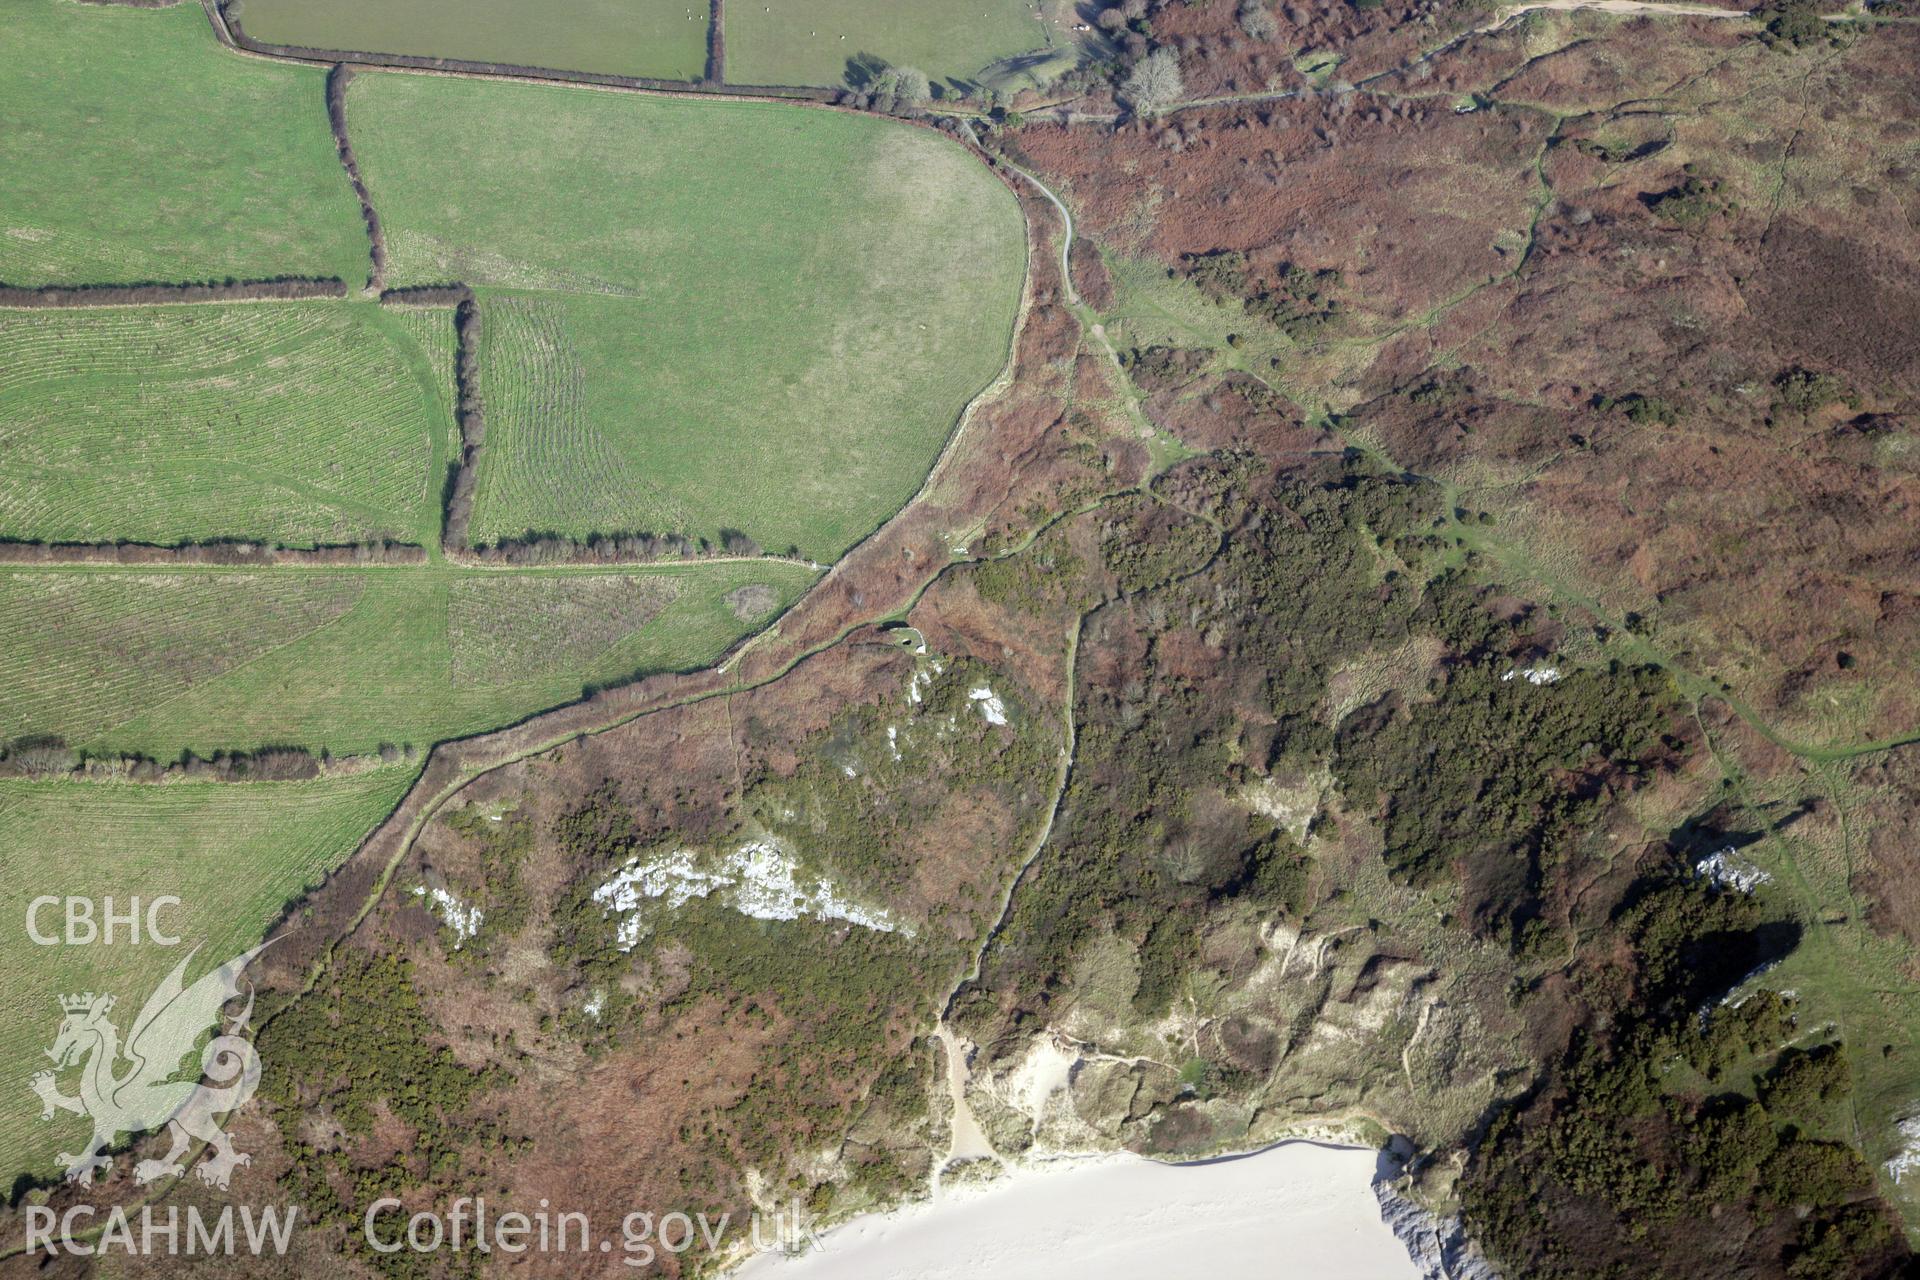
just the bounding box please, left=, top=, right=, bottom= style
left=736, top=1141, right=1418, bottom=1279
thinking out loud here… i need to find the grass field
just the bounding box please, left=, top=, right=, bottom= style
left=0, top=303, right=450, bottom=547
left=0, top=0, right=366, bottom=287
left=348, top=74, right=1025, bottom=559
left=0, top=768, right=418, bottom=1178
left=726, top=0, right=1052, bottom=89
left=0, top=560, right=815, bottom=760
left=235, top=0, right=710, bottom=79
left=388, top=304, right=462, bottom=458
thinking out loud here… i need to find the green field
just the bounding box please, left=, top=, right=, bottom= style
left=0, top=769, right=418, bottom=1177
left=348, top=73, right=1025, bottom=559
left=0, top=0, right=367, bottom=286
left=726, top=0, right=1052, bottom=89
left=389, top=303, right=462, bottom=440
left=234, top=0, right=710, bottom=79
left=0, top=560, right=815, bottom=760
left=0, top=303, right=451, bottom=546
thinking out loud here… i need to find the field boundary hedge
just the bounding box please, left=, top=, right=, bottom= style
left=0, top=539, right=428, bottom=566
left=0, top=278, right=348, bottom=308
left=0, top=737, right=418, bottom=783
left=440, top=298, right=485, bottom=551
left=379, top=285, right=474, bottom=307
left=325, top=64, right=387, bottom=292
left=707, top=0, right=725, bottom=84
left=449, top=531, right=818, bottom=567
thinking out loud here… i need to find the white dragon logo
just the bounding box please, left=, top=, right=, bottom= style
left=29, top=944, right=265, bottom=1189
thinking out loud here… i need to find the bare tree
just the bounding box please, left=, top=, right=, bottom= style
left=1238, top=1, right=1279, bottom=40
left=1123, top=49, right=1184, bottom=114
left=872, top=64, right=932, bottom=103
left=3, top=737, right=76, bottom=778
left=893, top=66, right=932, bottom=102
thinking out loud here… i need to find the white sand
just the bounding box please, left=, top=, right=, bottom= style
left=736, top=1143, right=1417, bottom=1279
left=934, top=1026, right=996, bottom=1164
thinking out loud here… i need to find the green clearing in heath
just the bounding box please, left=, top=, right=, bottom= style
left=0, top=768, right=418, bottom=1178
left=0, top=560, right=815, bottom=759
left=726, top=0, right=1051, bottom=89
left=0, top=302, right=450, bottom=547
left=233, top=0, right=709, bottom=80
left=348, top=74, right=1025, bottom=559
left=0, top=0, right=367, bottom=286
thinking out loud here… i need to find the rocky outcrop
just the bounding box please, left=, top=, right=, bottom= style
left=1372, top=1165, right=1500, bottom=1280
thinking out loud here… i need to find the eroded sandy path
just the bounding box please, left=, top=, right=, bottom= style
left=934, top=1025, right=998, bottom=1169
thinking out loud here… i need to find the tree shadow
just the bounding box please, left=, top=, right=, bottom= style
left=844, top=51, right=889, bottom=89
left=8, top=1166, right=57, bottom=1209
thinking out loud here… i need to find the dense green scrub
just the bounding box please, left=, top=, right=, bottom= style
left=726, top=0, right=1052, bottom=89
left=261, top=947, right=517, bottom=1256
left=348, top=74, right=1025, bottom=559
left=233, top=0, right=710, bottom=79
left=0, top=560, right=814, bottom=759
left=0, top=0, right=366, bottom=286
left=0, top=768, right=419, bottom=1176
left=1462, top=882, right=1904, bottom=1280
left=0, top=303, right=450, bottom=546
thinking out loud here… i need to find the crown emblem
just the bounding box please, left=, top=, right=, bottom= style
left=58, top=993, right=112, bottom=1016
